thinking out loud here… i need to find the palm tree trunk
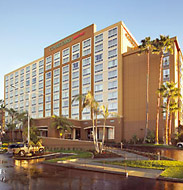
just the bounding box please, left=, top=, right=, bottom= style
left=92, top=110, right=99, bottom=152
left=168, top=113, right=172, bottom=145
left=155, top=53, right=163, bottom=144
left=165, top=98, right=170, bottom=145
left=144, top=50, right=150, bottom=143
left=101, top=119, right=106, bottom=153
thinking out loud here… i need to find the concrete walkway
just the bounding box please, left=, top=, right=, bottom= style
left=52, top=149, right=163, bottom=179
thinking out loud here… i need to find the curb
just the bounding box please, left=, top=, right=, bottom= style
left=157, top=176, right=183, bottom=183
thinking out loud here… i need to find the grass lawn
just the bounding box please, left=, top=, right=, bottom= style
left=98, top=160, right=183, bottom=179
left=46, top=150, right=93, bottom=163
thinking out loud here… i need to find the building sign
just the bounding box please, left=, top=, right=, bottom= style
left=49, top=32, right=85, bottom=51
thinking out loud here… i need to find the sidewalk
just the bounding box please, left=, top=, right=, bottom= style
left=44, top=149, right=163, bottom=179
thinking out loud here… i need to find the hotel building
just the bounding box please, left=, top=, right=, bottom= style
left=4, top=21, right=183, bottom=143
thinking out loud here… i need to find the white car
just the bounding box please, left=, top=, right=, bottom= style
left=177, top=142, right=183, bottom=148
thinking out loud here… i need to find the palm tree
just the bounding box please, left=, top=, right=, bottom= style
left=51, top=115, right=72, bottom=139
left=100, top=105, right=117, bottom=153
left=158, top=81, right=181, bottom=144
left=72, top=91, right=100, bottom=153
left=168, top=101, right=180, bottom=145
left=138, top=37, right=152, bottom=143
left=6, top=108, right=19, bottom=142
left=152, top=35, right=173, bottom=144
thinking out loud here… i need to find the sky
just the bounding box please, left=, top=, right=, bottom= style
left=0, top=0, right=183, bottom=99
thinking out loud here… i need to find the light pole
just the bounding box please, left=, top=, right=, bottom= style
left=11, top=85, right=31, bottom=145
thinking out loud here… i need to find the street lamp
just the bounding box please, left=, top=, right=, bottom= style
left=10, top=85, right=31, bottom=145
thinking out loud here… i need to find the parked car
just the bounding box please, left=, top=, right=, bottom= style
left=8, top=144, right=18, bottom=154
left=9, top=143, right=44, bottom=156
left=176, top=142, right=183, bottom=148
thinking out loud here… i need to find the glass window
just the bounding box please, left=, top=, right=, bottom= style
left=54, top=52, right=60, bottom=67
left=83, top=68, right=90, bottom=76
left=63, top=48, right=70, bottom=57
left=45, top=80, right=51, bottom=87
left=82, top=57, right=91, bottom=67
left=95, top=84, right=103, bottom=92
left=32, top=84, right=36, bottom=91
left=45, top=87, right=51, bottom=94
left=82, top=86, right=90, bottom=94
left=108, top=70, right=117, bottom=80
left=32, top=77, right=36, bottom=84
left=72, top=43, right=80, bottom=53
left=62, top=65, right=69, bottom=74
left=95, top=33, right=103, bottom=44
left=163, top=56, right=169, bottom=67
left=54, top=68, right=60, bottom=77
left=108, top=91, right=118, bottom=101
left=108, top=80, right=117, bottom=90
left=46, top=55, right=52, bottom=70
left=95, top=74, right=103, bottom=83
left=72, top=71, right=79, bottom=79
left=46, top=95, right=51, bottom=102
left=39, top=75, right=44, bottom=81
left=32, top=63, right=37, bottom=70
left=95, top=94, right=103, bottom=102
left=108, top=38, right=117, bottom=48
left=83, top=38, right=91, bottom=49
left=95, top=44, right=103, bottom=53
left=108, top=49, right=117, bottom=59
left=62, top=91, right=69, bottom=99
left=95, top=63, right=103, bottom=73
left=95, top=54, right=103, bottom=63
left=39, top=60, right=44, bottom=67
left=83, top=76, right=90, bottom=86
left=62, top=83, right=69, bottom=91
left=108, top=102, right=118, bottom=111
left=72, top=89, right=79, bottom=97
left=62, top=109, right=69, bottom=117
left=108, top=27, right=117, bottom=38
left=53, top=101, right=59, bottom=109
left=72, top=80, right=79, bottom=88
left=46, top=72, right=51, bottom=79
left=54, top=77, right=60, bottom=85
left=45, top=103, right=51, bottom=110
left=83, top=49, right=91, bottom=56
left=53, top=85, right=60, bottom=92
left=26, top=66, right=30, bottom=73
left=72, top=53, right=80, bottom=60
left=53, top=93, right=59, bottom=101
left=163, top=69, right=170, bottom=80
left=62, top=74, right=69, bottom=82
left=108, top=59, right=117, bottom=69
left=39, top=67, right=44, bottom=74
left=72, top=62, right=79, bottom=70
left=62, top=100, right=69, bottom=108
left=63, top=57, right=69, bottom=64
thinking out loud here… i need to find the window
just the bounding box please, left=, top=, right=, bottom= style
left=53, top=102, right=59, bottom=109
left=26, top=66, right=30, bottom=73
left=32, top=84, right=36, bottom=91
left=95, top=74, right=103, bottom=83
left=62, top=48, right=70, bottom=64
left=108, top=38, right=117, bottom=48
left=108, top=49, right=117, bottom=59
left=62, top=109, right=69, bottom=117
left=32, top=99, right=36, bottom=106
left=95, top=54, right=103, bottom=63
left=15, top=71, right=19, bottom=78
left=62, top=91, right=69, bottom=99
left=54, top=52, right=60, bottom=67
left=38, top=97, right=43, bottom=104
left=108, top=128, right=114, bottom=139
left=53, top=94, right=59, bottom=101
left=46, top=95, right=51, bottom=103
left=82, top=86, right=90, bottom=94
left=39, top=75, right=44, bottom=81
left=83, top=76, right=90, bottom=86
left=62, top=74, right=69, bottom=82
left=45, top=87, right=51, bottom=94
left=108, top=70, right=117, bottom=80
left=95, top=44, right=103, bottom=53
left=45, top=80, right=51, bottom=87
left=54, top=77, right=60, bottom=85
left=26, top=80, right=30, bottom=86
left=26, top=73, right=30, bottom=79
left=83, top=49, right=91, bottom=56
left=39, top=60, right=44, bottom=67
left=45, top=111, right=51, bottom=117
left=20, top=69, right=24, bottom=75
left=46, top=56, right=52, bottom=70
left=54, top=68, right=60, bottom=77
left=45, top=103, right=51, bottom=110
left=38, top=105, right=43, bottom=111
left=46, top=72, right=51, bottom=79
left=108, top=27, right=117, bottom=38
left=95, top=33, right=103, bottom=44
left=32, top=63, right=37, bottom=70
left=163, top=56, right=169, bottom=67
left=108, top=91, right=118, bottom=101
left=32, top=93, right=36, bottom=99
left=63, top=57, right=69, bottom=64
left=95, top=94, right=103, bottom=102
left=63, top=48, right=70, bottom=57
left=53, top=85, right=60, bottom=92
left=108, top=80, right=117, bottom=90
left=39, top=68, right=44, bottom=74
left=62, top=100, right=69, bottom=108
left=95, top=84, right=103, bottom=92
left=62, top=65, right=69, bottom=74
left=62, top=83, right=69, bottom=91
left=39, top=82, right=43, bottom=89
left=72, top=43, right=80, bottom=60
left=72, top=71, right=79, bottom=79
left=72, top=89, right=79, bottom=97
left=83, top=68, right=90, bottom=76
left=32, top=77, right=36, bottom=84
left=82, top=57, right=91, bottom=67
left=71, top=107, right=79, bottom=117
left=108, top=59, right=117, bottom=69
left=108, top=102, right=118, bottom=112
left=72, top=62, right=79, bottom=70
left=95, top=63, right=103, bottom=73
left=163, top=69, right=170, bottom=81
left=72, top=80, right=79, bottom=88
left=83, top=38, right=91, bottom=49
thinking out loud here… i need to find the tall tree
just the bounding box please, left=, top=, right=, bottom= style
left=152, top=35, right=173, bottom=144
left=72, top=91, right=100, bottom=153
left=158, top=81, right=181, bottom=144
left=51, top=115, right=72, bottom=139
left=138, top=37, right=152, bottom=143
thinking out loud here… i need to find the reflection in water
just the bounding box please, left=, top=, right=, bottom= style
left=0, top=154, right=183, bottom=189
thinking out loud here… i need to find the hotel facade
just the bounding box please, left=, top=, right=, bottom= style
left=4, top=21, right=183, bottom=143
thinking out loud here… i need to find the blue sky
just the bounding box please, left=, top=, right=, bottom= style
left=0, top=0, right=183, bottom=99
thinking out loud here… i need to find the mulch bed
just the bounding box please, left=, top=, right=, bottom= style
left=91, top=150, right=122, bottom=159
